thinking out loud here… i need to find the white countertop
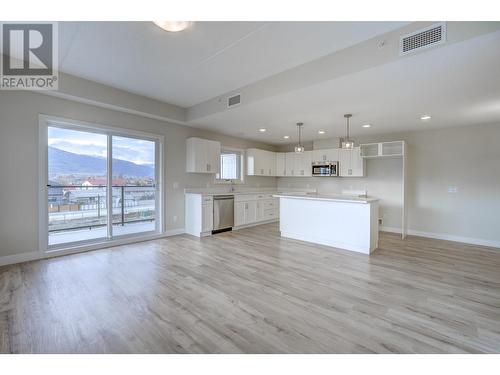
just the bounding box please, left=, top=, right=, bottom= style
left=273, top=193, right=379, bottom=204
left=185, top=187, right=316, bottom=196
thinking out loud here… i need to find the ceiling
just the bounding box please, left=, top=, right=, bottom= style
left=58, top=21, right=408, bottom=107
left=189, top=29, right=500, bottom=144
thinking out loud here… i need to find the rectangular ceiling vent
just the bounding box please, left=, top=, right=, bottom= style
left=400, top=23, right=446, bottom=55
left=227, top=94, right=241, bottom=108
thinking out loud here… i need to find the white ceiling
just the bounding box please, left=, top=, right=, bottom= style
left=58, top=21, right=408, bottom=107
left=190, top=30, right=500, bottom=144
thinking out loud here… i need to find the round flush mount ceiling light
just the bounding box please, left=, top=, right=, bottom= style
left=362, top=124, right=372, bottom=128
left=258, top=128, right=267, bottom=133
left=153, top=21, right=192, bottom=32
left=318, top=130, right=326, bottom=134
left=283, top=135, right=290, bottom=139
left=420, top=115, right=432, bottom=121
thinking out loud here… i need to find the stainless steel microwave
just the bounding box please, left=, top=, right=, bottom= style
left=312, top=161, right=338, bottom=177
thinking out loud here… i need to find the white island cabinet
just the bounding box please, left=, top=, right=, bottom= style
left=274, top=194, right=379, bottom=254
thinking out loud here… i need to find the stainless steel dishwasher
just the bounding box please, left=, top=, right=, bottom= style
left=212, top=195, right=234, bottom=234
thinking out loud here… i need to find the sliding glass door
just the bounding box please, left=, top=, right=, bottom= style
left=45, top=121, right=160, bottom=249
left=111, top=136, right=156, bottom=236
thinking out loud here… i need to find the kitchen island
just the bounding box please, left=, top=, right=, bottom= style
left=273, top=193, right=379, bottom=254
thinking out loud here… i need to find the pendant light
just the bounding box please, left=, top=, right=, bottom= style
left=294, top=122, right=305, bottom=153
left=342, top=114, right=355, bottom=149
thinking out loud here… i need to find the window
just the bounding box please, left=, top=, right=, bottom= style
left=40, top=116, right=163, bottom=251
left=215, top=148, right=244, bottom=183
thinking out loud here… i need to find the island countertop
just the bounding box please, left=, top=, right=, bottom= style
left=273, top=193, right=379, bottom=204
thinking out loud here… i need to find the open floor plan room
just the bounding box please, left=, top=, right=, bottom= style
left=1, top=15, right=500, bottom=359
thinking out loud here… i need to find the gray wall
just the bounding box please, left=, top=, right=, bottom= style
left=277, top=123, right=500, bottom=244
left=0, top=91, right=277, bottom=258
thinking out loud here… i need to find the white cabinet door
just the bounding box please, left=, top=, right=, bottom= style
left=202, top=203, right=213, bottom=232
left=266, top=151, right=276, bottom=176
left=285, top=152, right=296, bottom=176
left=245, top=201, right=257, bottom=224
left=207, top=140, right=221, bottom=174
left=275, top=153, right=286, bottom=177
left=255, top=200, right=264, bottom=222
left=350, top=147, right=365, bottom=177
left=234, top=202, right=246, bottom=226
left=338, top=149, right=351, bottom=177
left=246, top=149, right=257, bottom=175
left=302, top=151, right=312, bottom=177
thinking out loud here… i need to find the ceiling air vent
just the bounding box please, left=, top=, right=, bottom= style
left=400, top=23, right=446, bottom=55
left=227, top=94, right=241, bottom=108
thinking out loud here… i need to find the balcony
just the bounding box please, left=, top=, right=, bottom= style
left=48, top=185, right=156, bottom=246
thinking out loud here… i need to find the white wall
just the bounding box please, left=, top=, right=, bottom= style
left=0, top=91, right=277, bottom=258
left=277, top=123, right=500, bottom=246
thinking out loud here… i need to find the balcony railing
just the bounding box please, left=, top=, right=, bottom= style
left=47, top=185, right=156, bottom=233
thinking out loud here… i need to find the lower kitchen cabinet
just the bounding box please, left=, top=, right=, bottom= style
left=185, top=194, right=214, bottom=237
left=187, top=193, right=280, bottom=237
left=202, top=202, right=213, bottom=233
left=234, top=194, right=279, bottom=228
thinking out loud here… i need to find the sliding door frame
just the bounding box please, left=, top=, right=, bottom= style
left=38, top=114, right=164, bottom=255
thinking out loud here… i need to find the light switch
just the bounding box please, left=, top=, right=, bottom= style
left=173, top=182, right=179, bottom=189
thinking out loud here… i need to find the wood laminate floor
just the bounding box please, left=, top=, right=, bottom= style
left=1, top=223, right=500, bottom=353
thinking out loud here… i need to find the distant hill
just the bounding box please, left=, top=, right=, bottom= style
left=48, top=147, right=154, bottom=178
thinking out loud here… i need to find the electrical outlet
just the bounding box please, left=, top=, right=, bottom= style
left=173, top=182, right=179, bottom=189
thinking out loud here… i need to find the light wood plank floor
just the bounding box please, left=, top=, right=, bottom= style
left=1, top=223, right=500, bottom=353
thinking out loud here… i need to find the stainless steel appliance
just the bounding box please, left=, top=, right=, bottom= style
left=312, top=161, right=338, bottom=176
left=213, top=195, right=234, bottom=233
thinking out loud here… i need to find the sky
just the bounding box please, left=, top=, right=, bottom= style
left=48, top=127, right=155, bottom=165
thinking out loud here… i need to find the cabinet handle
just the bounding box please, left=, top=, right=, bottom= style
left=284, top=170, right=286, bottom=175
left=260, top=168, right=264, bottom=175
left=323, top=155, right=326, bottom=161
left=348, top=169, right=352, bottom=175
left=301, top=170, right=304, bottom=175
left=269, top=169, right=271, bottom=175
left=207, top=163, right=211, bottom=172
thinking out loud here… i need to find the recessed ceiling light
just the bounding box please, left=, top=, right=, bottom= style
left=258, top=128, right=267, bottom=133
left=362, top=124, right=371, bottom=128
left=283, top=135, right=290, bottom=139
left=318, top=130, right=326, bottom=134
left=420, top=115, right=432, bottom=120
left=153, top=21, right=192, bottom=32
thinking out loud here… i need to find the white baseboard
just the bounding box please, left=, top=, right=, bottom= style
left=0, top=228, right=186, bottom=267
left=0, top=251, right=42, bottom=267
left=380, top=226, right=500, bottom=249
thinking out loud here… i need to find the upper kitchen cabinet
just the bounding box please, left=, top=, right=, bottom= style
left=338, top=147, right=365, bottom=177
left=296, top=151, right=312, bottom=177
left=275, top=153, right=286, bottom=177
left=312, top=148, right=339, bottom=162
left=186, top=137, right=221, bottom=173
left=247, top=148, right=276, bottom=176
left=285, top=151, right=312, bottom=177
